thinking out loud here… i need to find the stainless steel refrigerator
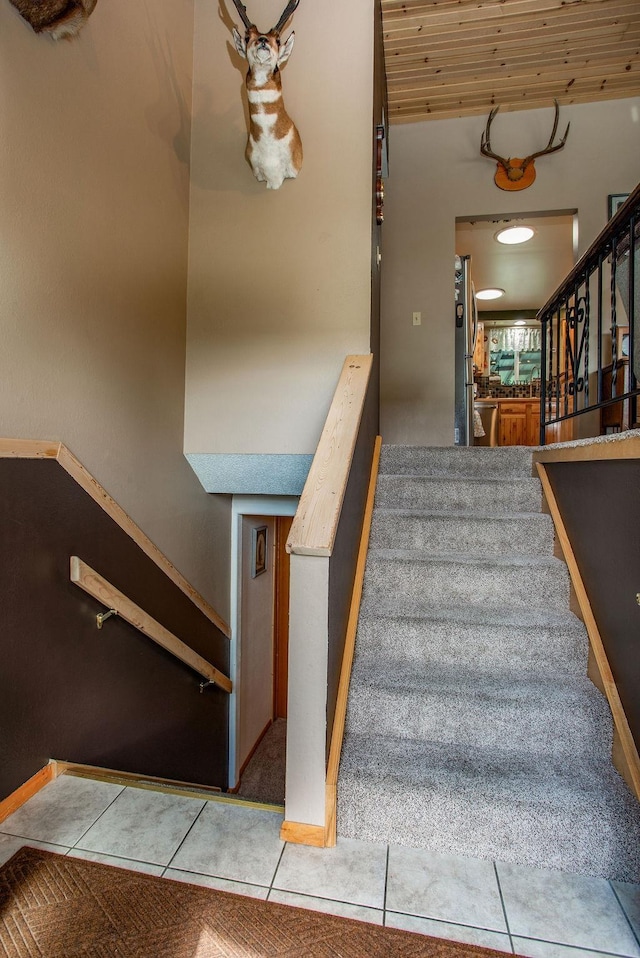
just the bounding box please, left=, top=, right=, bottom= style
left=454, top=254, right=478, bottom=446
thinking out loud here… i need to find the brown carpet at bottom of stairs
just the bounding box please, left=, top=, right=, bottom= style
left=0, top=848, right=513, bottom=958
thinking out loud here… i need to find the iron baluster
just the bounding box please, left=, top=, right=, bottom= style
left=540, top=318, right=548, bottom=444
left=536, top=182, right=640, bottom=440
left=597, top=252, right=604, bottom=405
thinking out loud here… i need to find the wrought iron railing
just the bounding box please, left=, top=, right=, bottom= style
left=538, top=183, right=640, bottom=444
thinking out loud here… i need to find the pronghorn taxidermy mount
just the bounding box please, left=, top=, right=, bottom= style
left=230, top=0, right=303, bottom=190
left=480, top=99, right=570, bottom=191
left=8, top=0, right=97, bottom=39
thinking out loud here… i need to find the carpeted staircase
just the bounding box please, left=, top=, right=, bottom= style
left=337, top=445, right=640, bottom=882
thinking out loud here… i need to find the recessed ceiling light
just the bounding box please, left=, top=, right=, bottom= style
left=495, top=225, right=535, bottom=245
left=514, top=319, right=527, bottom=326
left=476, top=288, right=505, bottom=301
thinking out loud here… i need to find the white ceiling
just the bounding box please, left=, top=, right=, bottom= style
left=455, top=212, right=576, bottom=315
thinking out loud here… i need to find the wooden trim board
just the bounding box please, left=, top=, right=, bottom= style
left=0, top=439, right=61, bottom=460
left=287, top=356, right=373, bottom=558
left=0, top=439, right=230, bottom=637
left=54, top=763, right=283, bottom=811
left=533, top=434, right=640, bottom=465
left=55, top=762, right=225, bottom=799
left=536, top=463, right=640, bottom=800
left=324, top=435, right=382, bottom=847
left=70, top=557, right=232, bottom=694
left=279, top=821, right=326, bottom=847
left=0, top=764, right=57, bottom=824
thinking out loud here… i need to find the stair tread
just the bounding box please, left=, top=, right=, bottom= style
left=379, top=446, right=536, bottom=480
left=337, top=738, right=640, bottom=884
left=367, top=548, right=565, bottom=568
left=357, top=596, right=583, bottom=628
left=378, top=474, right=538, bottom=485
left=340, top=733, right=617, bottom=789
left=346, top=676, right=611, bottom=748
left=373, top=507, right=549, bottom=519
left=349, top=665, right=603, bottom=700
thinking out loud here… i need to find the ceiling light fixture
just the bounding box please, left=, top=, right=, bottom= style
left=495, top=225, right=536, bottom=245
left=476, top=288, right=505, bottom=301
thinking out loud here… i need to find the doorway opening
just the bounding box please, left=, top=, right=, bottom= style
left=455, top=209, right=577, bottom=446
left=229, top=496, right=297, bottom=805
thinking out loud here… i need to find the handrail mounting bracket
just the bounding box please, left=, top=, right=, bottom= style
left=97, top=609, right=118, bottom=630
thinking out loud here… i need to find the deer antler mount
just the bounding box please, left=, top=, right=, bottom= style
left=230, top=0, right=303, bottom=190
left=480, top=100, right=570, bottom=191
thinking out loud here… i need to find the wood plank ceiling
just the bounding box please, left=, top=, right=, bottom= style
left=381, top=0, right=640, bottom=122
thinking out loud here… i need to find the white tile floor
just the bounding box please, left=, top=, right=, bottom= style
left=1, top=774, right=639, bottom=957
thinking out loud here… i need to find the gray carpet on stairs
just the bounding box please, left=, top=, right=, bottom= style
left=337, top=445, right=640, bottom=882
left=236, top=719, right=286, bottom=806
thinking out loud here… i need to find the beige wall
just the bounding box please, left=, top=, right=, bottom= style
left=0, top=0, right=231, bottom=617
left=185, top=0, right=375, bottom=458
left=381, top=97, right=640, bottom=446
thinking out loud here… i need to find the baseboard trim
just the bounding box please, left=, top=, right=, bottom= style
left=537, top=462, right=640, bottom=801
left=280, top=820, right=326, bottom=847
left=55, top=761, right=223, bottom=800
left=0, top=763, right=57, bottom=824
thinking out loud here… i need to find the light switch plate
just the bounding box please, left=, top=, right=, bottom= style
left=413, top=311, right=422, bottom=326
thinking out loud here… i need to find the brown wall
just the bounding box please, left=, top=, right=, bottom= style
left=545, top=459, right=640, bottom=746
left=327, top=379, right=378, bottom=751
left=0, top=459, right=229, bottom=801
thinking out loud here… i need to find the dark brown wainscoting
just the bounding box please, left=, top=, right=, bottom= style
left=545, top=458, right=640, bottom=747
left=0, top=458, right=229, bottom=801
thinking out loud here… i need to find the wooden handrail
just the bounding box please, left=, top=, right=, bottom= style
left=0, top=439, right=229, bottom=637
left=287, top=355, right=373, bottom=557
left=70, top=557, right=232, bottom=694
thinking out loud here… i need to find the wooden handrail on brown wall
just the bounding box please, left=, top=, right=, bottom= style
left=1, top=440, right=232, bottom=807
left=0, top=439, right=230, bottom=637
left=71, top=557, right=232, bottom=694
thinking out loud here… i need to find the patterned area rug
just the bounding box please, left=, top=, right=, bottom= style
left=0, top=847, right=512, bottom=957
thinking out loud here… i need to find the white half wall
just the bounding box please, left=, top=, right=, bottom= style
left=381, top=98, right=640, bottom=447
left=285, top=553, right=329, bottom=828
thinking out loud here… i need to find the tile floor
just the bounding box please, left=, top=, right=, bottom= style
left=1, top=774, right=639, bottom=957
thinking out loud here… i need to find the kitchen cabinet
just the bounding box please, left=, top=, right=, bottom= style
left=498, top=401, right=540, bottom=446
left=476, top=397, right=574, bottom=446
left=544, top=416, right=574, bottom=444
